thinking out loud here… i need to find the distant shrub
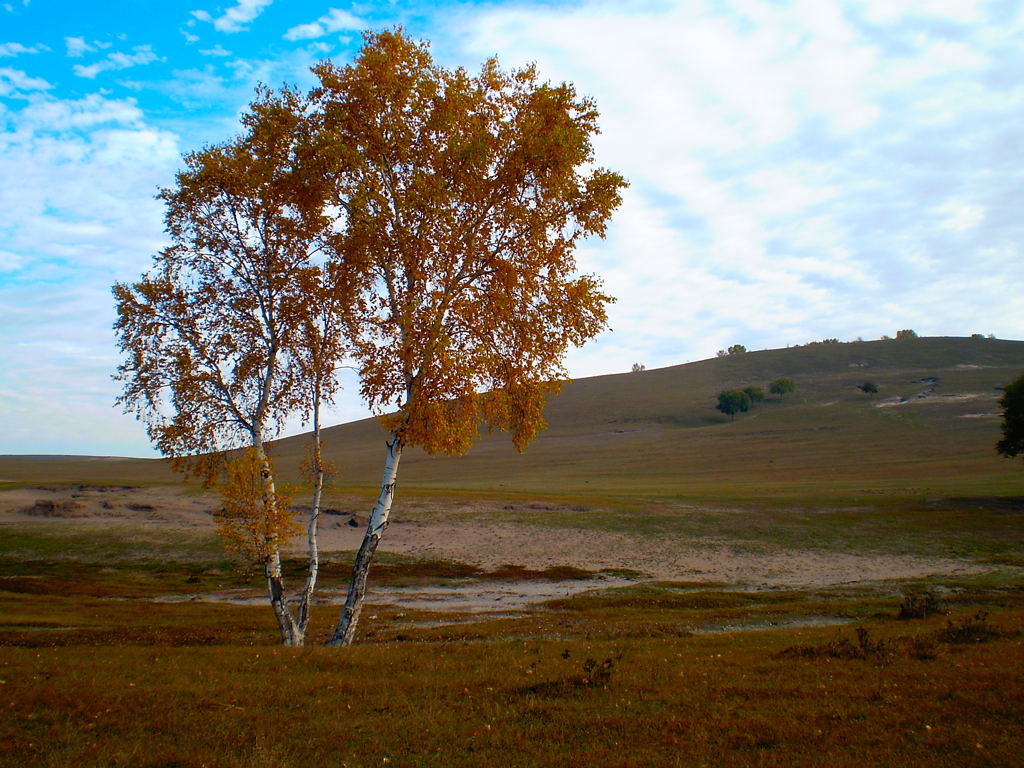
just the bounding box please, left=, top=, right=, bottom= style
left=996, top=372, right=1024, bottom=459
left=858, top=381, right=879, bottom=395
left=776, top=626, right=892, bottom=662
left=728, top=344, right=747, bottom=355
left=743, top=386, right=765, bottom=404
left=769, top=378, right=795, bottom=398
left=717, top=389, right=751, bottom=420
left=896, top=590, right=945, bottom=620
left=971, top=333, right=985, bottom=339
left=895, top=329, right=918, bottom=339
left=937, top=611, right=1005, bottom=644
left=630, top=362, right=645, bottom=373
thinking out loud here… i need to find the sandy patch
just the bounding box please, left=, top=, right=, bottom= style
left=0, top=485, right=1009, bottom=597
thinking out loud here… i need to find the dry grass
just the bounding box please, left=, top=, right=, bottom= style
left=1, top=583, right=1022, bottom=767
left=2, top=336, right=1023, bottom=765
left=1, top=542, right=1023, bottom=767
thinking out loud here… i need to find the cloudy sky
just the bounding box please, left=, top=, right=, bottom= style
left=1, top=0, right=1022, bottom=457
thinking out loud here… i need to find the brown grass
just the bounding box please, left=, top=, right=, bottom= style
left=1, top=560, right=1022, bottom=767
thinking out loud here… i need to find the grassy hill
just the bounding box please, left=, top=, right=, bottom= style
left=3, top=336, right=1023, bottom=501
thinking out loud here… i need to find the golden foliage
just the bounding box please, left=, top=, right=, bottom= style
left=213, top=448, right=301, bottom=568
left=311, top=29, right=625, bottom=455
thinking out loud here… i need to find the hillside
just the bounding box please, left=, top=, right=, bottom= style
left=290, top=335, right=1024, bottom=500
left=3, top=337, right=1023, bottom=500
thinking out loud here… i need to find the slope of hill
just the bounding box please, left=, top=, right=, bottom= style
left=3, top=337, right=1023, bottom=500
left=273, top=336, right=1024, bottom=501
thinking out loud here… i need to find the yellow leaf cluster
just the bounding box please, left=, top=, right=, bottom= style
left=213, top=448, right=301, bottom=568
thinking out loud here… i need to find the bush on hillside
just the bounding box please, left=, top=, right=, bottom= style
left=743, top=386, right=765, bottom=404
left=716, top=389, right=751, bottom=420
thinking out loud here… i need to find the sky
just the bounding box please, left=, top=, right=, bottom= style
left=1, top=0, right=1022, bottom=457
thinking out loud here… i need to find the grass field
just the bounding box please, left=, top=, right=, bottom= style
left=2, top=336, right=1023, bottom=766
left=2, top=529, right=1022, bottom=767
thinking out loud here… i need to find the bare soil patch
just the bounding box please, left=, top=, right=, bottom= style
left=0, top=484, right=1009, bottom=611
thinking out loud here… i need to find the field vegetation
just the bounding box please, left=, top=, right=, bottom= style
left=2, top=336, right=1023, bottom=765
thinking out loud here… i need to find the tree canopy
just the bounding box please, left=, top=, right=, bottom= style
left=997, top=372, right=1024, bottom=459
left=769, top=378, right=795, bottom=398
left=717, top=389, right=751, bottom=420
left=311, top=31, right=624, bottom=456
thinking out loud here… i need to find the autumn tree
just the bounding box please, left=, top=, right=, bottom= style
left=112, top=87, right=348, bottom=646
left=996, top=372, right=1024, bottom=460
left=309, top=30, right=626, bottom=645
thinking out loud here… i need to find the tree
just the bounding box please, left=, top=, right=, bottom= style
left=631, top=363, right=646, bottom=373
left=717, top=389, right=751, bottom=420
left=895, top=329, right=918, bottom=339
left=112, top=87, right=349, bottom=646
left=743, top=386, right=765, bottom=405
left=769, top=378, right=795, bottom=398
left=310, top=30, right=626, bottom=645
left=996, top=373, right=1024, bottom=459
left=728, top=344, right=747, bottom=355
left=858, top=381, right=879, bottom=395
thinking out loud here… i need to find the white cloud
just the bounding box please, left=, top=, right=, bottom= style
left=64, top=36, right=94, bottom=57
left=0, top=66, right=51, bottom=95
left=454, top=0, right=1024, bottom=371
left=284, top=8, right=362, bottom=41
left=0, top=42, right=48, bottom=56
left=200, top=44, right=231, bottom=57
left=191, top=0, right=273, bottom=34
left=181, top=29, right=200, bottom=44
left=0, top=249, right=22, bottom=270
left=0, top=91, right=181, bottom=455
left=937, top=202, right=984, bottom=232
left=72, top=45, right=160, bottom=79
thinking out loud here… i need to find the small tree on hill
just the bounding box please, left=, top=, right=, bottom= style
left=631, top=363, right=646, bottom=373
left=728, top=344, right=747, bottom=355
left=717, top=389, right=751, bottom=420
left=895, top=329, right=918, bottom=339
left=858, top=381, right=879, bottom=395
left=769, top=378, right=795, bottom=399
left=312, top=30, right=626, bottom=646
left=743, top=386, right=765, bottom=405
left=996, top=373, right=1024, bottom=460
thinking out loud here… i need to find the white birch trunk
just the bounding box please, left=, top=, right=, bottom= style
left=329, top=435, right=402, bottom=646
left=296, top=415, right=323, bottom=640
left=255, top=441, right=302, bottom=646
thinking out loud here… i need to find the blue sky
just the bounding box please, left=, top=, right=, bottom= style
left=2, top=0, right=1023, bottom=457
